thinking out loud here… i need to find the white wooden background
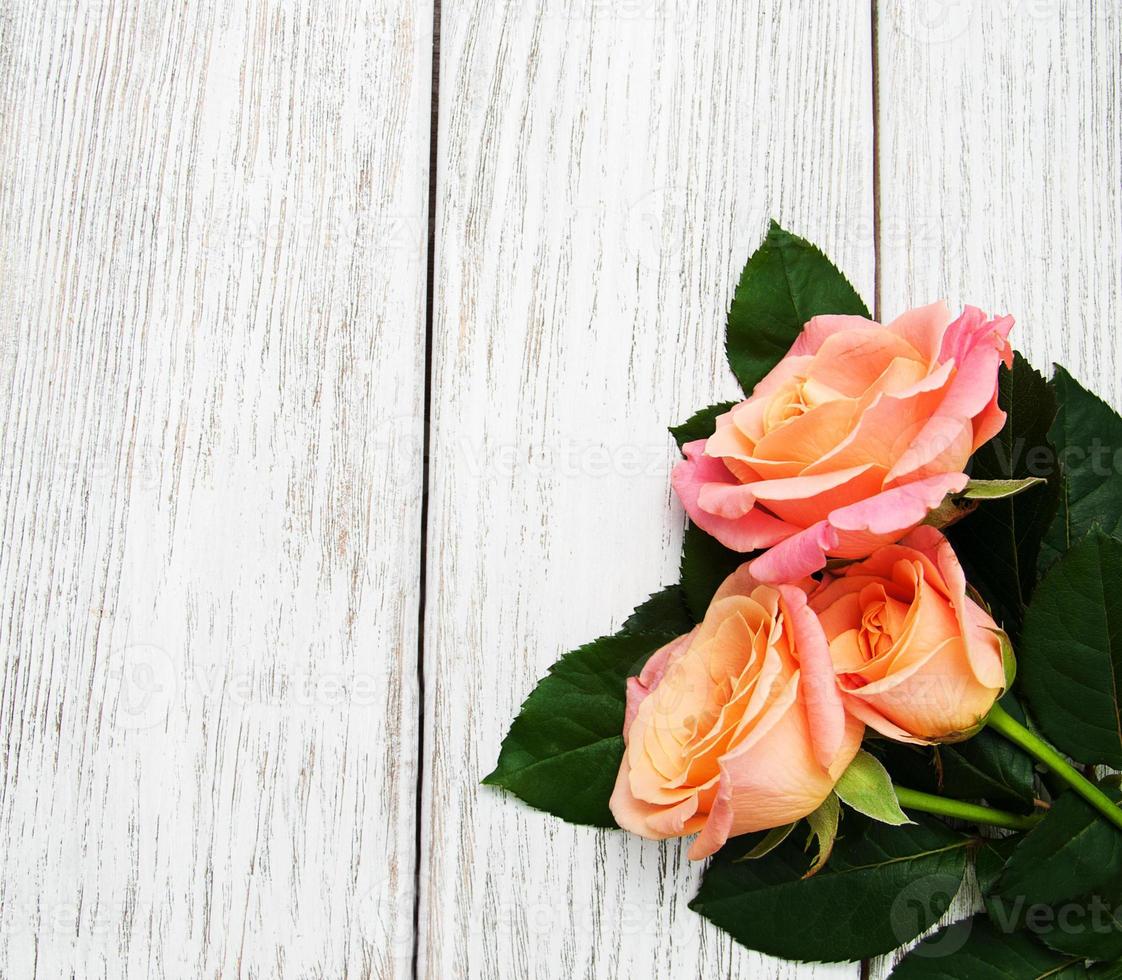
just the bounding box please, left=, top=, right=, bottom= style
left=0, top=0, right=1117, bottom=977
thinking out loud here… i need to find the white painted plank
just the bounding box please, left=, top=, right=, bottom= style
left=876, top=0, right=1122, bottom=405
left=871, top=1, right=1122, bottom=975
left=0, top=1, right=431, bottom=976
left=421, top=1, right=875, bottom=976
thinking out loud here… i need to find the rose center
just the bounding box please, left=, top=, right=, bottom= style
left=762, top=378, right=814, bottom=434
left=858, top=600, right=895, bottom=662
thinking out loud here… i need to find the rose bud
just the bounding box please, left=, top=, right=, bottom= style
left=809, top=526, right=1009, bottom=743
left=609, top=567, right=863, bottom=859
left=672, top=304, right=1013, bottom=582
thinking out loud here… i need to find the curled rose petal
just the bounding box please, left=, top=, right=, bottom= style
left=672, top=441, right=796, bottom=552
left=609, top=566, right=863, bottom=857
left=808, top=527, right=1007, bottom=743
left=673, top=304, right=1013, bottom=570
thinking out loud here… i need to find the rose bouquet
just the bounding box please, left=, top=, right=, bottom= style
left=485, top=222, right=1122, bottom=974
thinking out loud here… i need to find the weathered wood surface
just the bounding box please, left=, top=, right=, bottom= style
left=1, top=0, right=1117, bottom=976
left=877, top=0, right=1121, bottom=406
left=420, top=1, right=873, bottom=977
left=0, top=1, right=432, bottom=977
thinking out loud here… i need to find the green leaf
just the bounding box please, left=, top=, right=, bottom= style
left=947, top=355, right=1060, bottom=638
left=725, top=221, right=869, bottom=395
left=922, top=494, right=981, bottom=533
left=805, top=794, right=841, bottom=876
left=689, top=815, right=969, bottom=962
left=990, top=788, right=1122, bottom=962
left=484, top=618, right=683, bottom=827
left=835, top=750, right=911, bottom=826
left=890, top=915, right=1099, bottom=979
left=679, top=521, right=748, bottom=622
left=736, top=823, right=797, bottom=862
left=871, top=742, right=943, bottom=794
left=670, top=401, right=737, bottom=450
left=994, top=790, right=1122, bottom=908
left=938, top=733, right=1036, bottom=813
left=997, top=627, right=1018, bottom=690
left=961, top=477, right=1048, bottom=500
left=1041, top=366, right=1122, bottom=569
left=622, top=585, right=694, bottom=635
left=975, top=837, right=1020, bottom=900
left=1019, top=532, right=1122, bottom=768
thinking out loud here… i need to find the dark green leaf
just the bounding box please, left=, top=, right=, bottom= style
left=873, top=742, right=945, bottom=795
left=679, top=521, right=748, bottom=622
left=939, top=695, right=1037, bottom=811
left=947, top=355, right=1059, bottom=638
left=975, top=837, right=1020, bottom=900
left=994, top=790, right=1122, bottom=907
left=622, top=585, right=694, bottom=635
left=990, top=788, right=1122, bottom=962
left=670, top=401, right=737, bottom=450
left=938, top=737, right=1037, bottom=813
left=690, top=815, right=969, bottom=962
left=725, top=221, right=869, bottom=395
left=1041, top=366, right=1122, bottom=569
left=890, top=915, right=1097, bottom=980
left=484, top=622, right=681, bottom=827
left=737, top=823, right=797, bottom=862
left=1019, top=532, right=1122, bottom=768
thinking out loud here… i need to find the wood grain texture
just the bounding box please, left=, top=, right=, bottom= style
left=4, top=0, right=1114, bottom=974
left=420, top=1, right=874, bottom=976
left=876, top=0, right=1122, bottom=405
left=870, top=1, right=1122, bottom=975
left=0, top=1, right=431, bottom=976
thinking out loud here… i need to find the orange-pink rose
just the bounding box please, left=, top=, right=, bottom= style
left=809, top=526, right=1008, bottom=743
left=609, top=567, right=863, bottom=859
left=673, top=304, right=1013, bottom=583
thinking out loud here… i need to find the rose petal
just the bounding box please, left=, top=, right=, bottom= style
left=806, top=328, right=926, bottom=398
left=672, top=441, right=797, bottom=552
left=827, top=472, right=968, bottom=537
left=748, top=353, right=818, bottom=400
left=748, top=463, right=884, bottom=527
left=696, top=480, right=758, bottom=519
left=689, top=693, right=863, bottom=859
left=839, top=693, right=933, bottom=745
left=972, top=385, right=1007, bottom=451
left=934, top=308, right=1014, bottom=423
left=803, top=363, right=955, bottom=475
left=789, top=314, right=879, bottom=357
left=749, top=520, right=839, bottom=583
left=884, top=300, right=955, bottom=363
left=919, top=528, right=1006, bottom=690
left=778, top=584, right=848, bottom=770
left=711, top=563, right=762, bottom=603
left=884, top=415, right=974, bottom=485
left=624, top=630, right=695, bottom=738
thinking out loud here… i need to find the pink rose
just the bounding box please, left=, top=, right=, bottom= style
left=609, top=567, right=863, bottom=859
left=809, top=527, right=1007, bottom=743
left=673, top=303, right=1013, bottom=582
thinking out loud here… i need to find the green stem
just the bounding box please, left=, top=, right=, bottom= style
left=894, top=786, right=1041, bottom=832
left=986, top=702, right=1122, bottom=833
